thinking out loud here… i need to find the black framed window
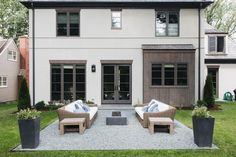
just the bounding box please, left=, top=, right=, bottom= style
left=111, top=11, right=122, bottom=29
left=151, top=63, right=187, bottom=86
left=208, top=36, right=225, bottom=53
left=57, top=11, right=80, bottom=36
left=156, top=11, right=179, bottom=36
left=51, top=64, right=85, bottom=102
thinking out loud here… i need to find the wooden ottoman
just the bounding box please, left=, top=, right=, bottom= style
left=59, top=118, right=86, bottom=135
left=148, top=117, right=174, bottom=135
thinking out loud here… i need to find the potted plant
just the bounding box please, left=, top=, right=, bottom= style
left=192, top=106, right=215, bottom=147
left=17, top=109, right=41, bottom=148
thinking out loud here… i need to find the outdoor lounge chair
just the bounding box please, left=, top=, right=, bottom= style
left=57, top=101, right=98, bottom=129
left=135, top=99, right=176, bottom=128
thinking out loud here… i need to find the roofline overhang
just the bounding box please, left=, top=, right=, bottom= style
left=20, top=1, right=213, bottom=9
left=205, top=58, right=236, bottom=64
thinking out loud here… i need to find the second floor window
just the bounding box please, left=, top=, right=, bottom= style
left=111, top=11, right=122, bottom=29
left=8, top=51, right=17, bottom=61
left=0, top=76, right=7, bottom=87
left=156, top=11, right=179, bottom=37
left=208, top=36, right=225, bottom=53
left=57, top=11, right=80, bottom=36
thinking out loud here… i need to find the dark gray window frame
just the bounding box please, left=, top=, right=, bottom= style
left=155, top=10, right=180, bottom=37
left=50, top=63, right=86, bottom=102
left=151, top=63, right=188, bottom=87
left=208, top=35, right=226, bottom=53
left=56, top=9, right=80, bottom=37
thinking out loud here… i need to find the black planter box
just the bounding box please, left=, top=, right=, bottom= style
left=18, top=117, right=40, bottom=149
left=192, top=116, right=215, bottom=147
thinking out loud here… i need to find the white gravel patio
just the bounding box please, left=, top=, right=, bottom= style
left=14, top=110, right=217, bottom=151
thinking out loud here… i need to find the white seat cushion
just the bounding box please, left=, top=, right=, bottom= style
left=135, top=107, right=144, bottom=120
left=89, top=107, right=98, bottom=120
left=65, top=102, right=76, bottom=112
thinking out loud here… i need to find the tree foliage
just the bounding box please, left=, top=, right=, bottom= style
left=18, top=77, right=31, bottom=111
left=0, top=0, right=28, bottom=41
left=203, top=75, right=215, bottom=108
left=205, top=0, right=236, bottom=36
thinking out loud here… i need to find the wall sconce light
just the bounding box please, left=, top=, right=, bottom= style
left=91, top=64, right=96, bottom=72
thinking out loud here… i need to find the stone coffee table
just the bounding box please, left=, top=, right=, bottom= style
left=106, top=111, right=127, bottom=125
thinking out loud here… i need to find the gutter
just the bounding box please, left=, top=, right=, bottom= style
left=198, top=3, right=202, bottom=100
left=31, top=2, right=35, bottom=106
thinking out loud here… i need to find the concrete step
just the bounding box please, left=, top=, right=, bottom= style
left=98, top=105, right=134, bottom=110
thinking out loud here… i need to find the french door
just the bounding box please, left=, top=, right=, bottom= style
left=102, top=64, right=131, bottom=104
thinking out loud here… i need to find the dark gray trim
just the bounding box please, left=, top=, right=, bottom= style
left=20, top=1, right=213, bottom=9
left=142, top=44, right=195, bottom=50
left=100, top=60, right=133, bottom=64
left=198, top=5, right=201, bottom=100
left=205, top=59, right=236, bottom=64
left=49, top=60, right=87, bottom=64
left=155, top=10, right=180, bottom=37
left=32, top=3, right=35, bottom=106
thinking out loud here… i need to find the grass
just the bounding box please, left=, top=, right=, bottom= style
left=0, top=102, right=236, bottom=157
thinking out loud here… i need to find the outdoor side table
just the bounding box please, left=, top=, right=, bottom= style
left=59, top=118, right=86, bottom=135
left=148, top=117, right=174, bottom=135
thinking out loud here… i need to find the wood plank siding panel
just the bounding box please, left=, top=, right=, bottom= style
left=143, top=50, right=195, bottom=107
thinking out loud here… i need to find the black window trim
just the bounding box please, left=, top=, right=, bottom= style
left=208, top=35, right=226, bottom=53
left=56, top=9, right=80, bottom=37
left=50, top=63, right=86, bottom=102
left=155, top=9, right=180, bottom=37
left=151, top=63, right=188, bottom=87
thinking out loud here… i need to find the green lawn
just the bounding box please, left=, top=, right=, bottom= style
left=0, top=102, right=236, bottom=157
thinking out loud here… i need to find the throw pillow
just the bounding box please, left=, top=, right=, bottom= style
left=82, top=103, right=90, bottom=112
left=142, top=105, right=149, bottom=112
left=148, top=103, right=158, bottom=112
left=151, top=106, right=159, bottom=112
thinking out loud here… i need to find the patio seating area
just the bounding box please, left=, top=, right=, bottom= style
left=14, top=109, right=217, bottom=151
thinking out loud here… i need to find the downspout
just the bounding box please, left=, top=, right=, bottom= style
left=198, top=3, right=202, bottom=100
left=31, top=2, right=35, bottom=106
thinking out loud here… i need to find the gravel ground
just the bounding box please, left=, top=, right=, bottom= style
left=14, top=110, right=217, bottom=151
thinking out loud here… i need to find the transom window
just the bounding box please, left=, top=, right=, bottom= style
left=156, top=11, right=179, bottom=36
left=57, top=11, right=80, bottom=36
left=8, top=51, right=17, bottom=61
left=152, top=63, right=187, bottom=86
left=111, top=10, right=122, bottom=29
left=0, top=76, right=7, bottom=87
left=208, top=36, right=225, bottom=53
left=51, top=64, right=85, bottom=101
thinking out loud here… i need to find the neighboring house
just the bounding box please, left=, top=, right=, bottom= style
left=20, top=0, right=213, bottom=107
left=0, top=37, right=20, bottom=103
left=204, top=26, right=236, bottom=99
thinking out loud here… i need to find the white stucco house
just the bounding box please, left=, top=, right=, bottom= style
left=204, top=26, right=236, bottom=100
left=20, top=0, right=213, bottom=107
left=0, top=37, right=20, bottom=103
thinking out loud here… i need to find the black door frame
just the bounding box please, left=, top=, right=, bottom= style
left=101, top=64, right=132, bottom=104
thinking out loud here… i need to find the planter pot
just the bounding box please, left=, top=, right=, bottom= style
left=18, top=117, right=40, bottom=148
left=192, top=116, right=215, bottom=147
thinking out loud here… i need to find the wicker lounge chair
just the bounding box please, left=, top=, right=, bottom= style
left=57, top=102, right=98, bottom=129
left=135, top=100, right=176, bottom=128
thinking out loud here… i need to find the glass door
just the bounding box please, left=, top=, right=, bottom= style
left=102, top=64, right=131, bottom=104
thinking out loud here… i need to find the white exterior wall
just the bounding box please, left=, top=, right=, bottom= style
left=29, top=8, right=205, bottom=105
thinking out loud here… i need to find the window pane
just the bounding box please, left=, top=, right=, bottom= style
left=51, top=65, right=61, bottom=101
left=164, top=64, right=174, bottom=85
left=152, top=64, right=162, bottom=85
left=209, top=36, right=216, bottom=52
left=70, top=13, right=79, bottom=36
left=177, top=64, right=187, bottom=85
left=112, top=11, right=121, bottom=28
left=217, top=36, right=224, bottom=52
left=168, top=12, right=178, bottom=36
left=76, top=65, right=85, bottom=100
left=57, top=13, right=67, bottom=36
left=156, top=12, right=167, bottom=36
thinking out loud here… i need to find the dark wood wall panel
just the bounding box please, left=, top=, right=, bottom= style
left=143, top=50, right=195, bottom=107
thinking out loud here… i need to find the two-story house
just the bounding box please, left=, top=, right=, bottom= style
left=0, top=37, right=20, bottom=103
left=20, top=0, right=213, bottom=107
left=205, top=26, right=236, bottom=99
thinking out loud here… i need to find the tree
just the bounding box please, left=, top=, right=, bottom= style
left=0, top=0, right=28, bottom=41
left=203, top=75, right=215, bottom=108
left=18, top=77, right=31, bottom=111
left=205, top=0, right=236, bottom=37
